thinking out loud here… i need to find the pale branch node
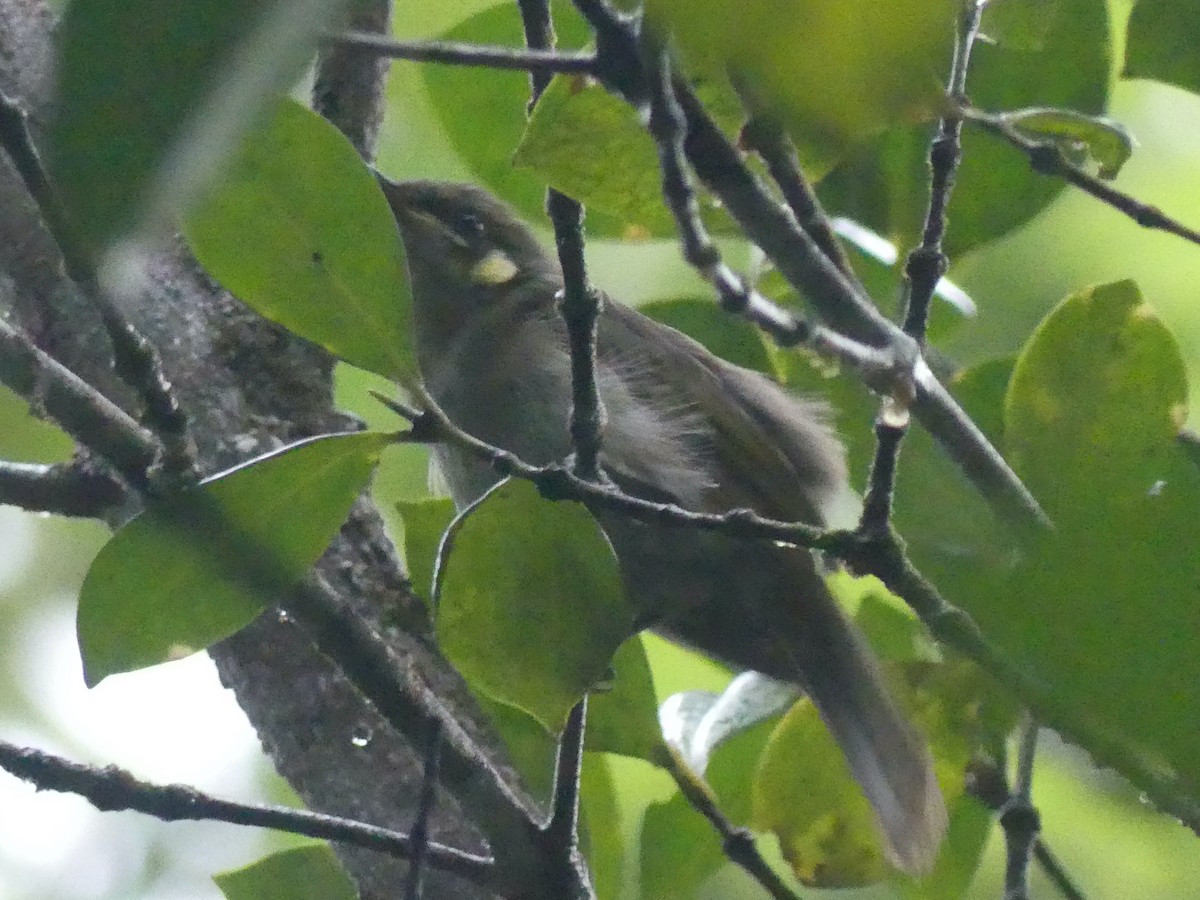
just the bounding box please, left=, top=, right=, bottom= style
left=0, top=739, right=497, bottom=890
left=860, top=0, right=985, bottom=534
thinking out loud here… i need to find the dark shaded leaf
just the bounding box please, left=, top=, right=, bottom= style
left=51, top=0, right=348, bottom=252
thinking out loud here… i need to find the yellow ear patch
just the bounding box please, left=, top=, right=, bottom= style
left=470, top=249, right=519, bottom=285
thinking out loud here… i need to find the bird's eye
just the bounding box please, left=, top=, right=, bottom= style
left=453, top=212, right=484, bottom=241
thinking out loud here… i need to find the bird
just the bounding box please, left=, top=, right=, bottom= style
left=376, top=176, right=947, bottom=875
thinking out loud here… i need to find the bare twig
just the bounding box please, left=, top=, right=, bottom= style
left=516, top=7, right=597, bottom=894
left=0, top=738, right=496, bottom=890
left=325, top=31, right=597, bottom=76
left=965, top=107, right=1200, bottom=248
left=859, top=0, right=986, bottom=536
left=902, top=0, right=984, bottom=341
left=740, top=116, right=859, bottom=284
left=404, top=723, right=445, bottom=900
left=663, top=751, right=802, bottom=900
left=0, top=458, right=127, bottom=517
left=1002, top=718, right=1042, bottom=900
left=967, top=758, right=1086, bottom=900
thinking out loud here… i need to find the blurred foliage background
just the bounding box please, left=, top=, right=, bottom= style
left=3, top=0, right=1200, bottom=897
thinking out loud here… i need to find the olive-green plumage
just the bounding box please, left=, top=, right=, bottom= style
left=378, top=176, right=947, bottom=874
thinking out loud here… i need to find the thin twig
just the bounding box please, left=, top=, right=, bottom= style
left=404, top=722, right=445, bottom=900
left=0, top=317, right=157, bottom=491
left=740, top=116, right=859, bottom=283
left=518, top=7, right=597, bottom=893
left=965, top=107, right=1200, bottom=247
left=573, top=1, right=1049, bottom=533
left=663, top=751, right=802, bottom=900
left=902, top=0, right=985, bottom=341
left=385, top=389, right=834, bottom=552
left=0, top=458, right=127, bottom=517
left=1002, top=717, right=1042, bottom=900
left=967, top=758, right=1087, bottom=900
left=859, top=0, right=986, bottom=536
left=544, top=696, right=589, bottom=850
left=0, top=738, right=496, bottom=889
left=325, top=30, right=598, bottom=76
left=858, top=418, right=906, bottom=536
left=0, top=89, right=196, bottom=485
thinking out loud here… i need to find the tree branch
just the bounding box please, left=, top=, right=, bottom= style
left=965, top=106, right=1200, bottom=248
left=663, top=750, right=802, bottom=900
left=860, top=0, right=984, bottom=536
left=0, top=315, right=157, bottom=491
left=0, top=88, right=195, bottom=484
left=325, top=31, right=598, bottom=76
left=0, top=457, right=127, bottom=516
left=0, top=738, right=496, bottom=890
left=1002, top=718, right=1041, bottom=900
left=574, top=0, right=1050, bottom=535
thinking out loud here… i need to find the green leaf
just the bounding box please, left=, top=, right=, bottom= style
left=421, top=1, right=626, bottom=236
left=993, top=279, right=1200, bottom=786
left=514, top=76, right=678, bottom=235
left=395, top=497, right=456, bottom=603
left=214, top=843, right=357, bottom=900
left=1000, top=106, right=1134, bottom=179
left=979, top=0, right=1058, bottom=52
left=513, top=71, right=743, bottom=237
left=648, top=0, right=957, bottom=176
left=1005, top=280, right=1188, bottom=524
left=434, top=478, right=634, bottom=732
left=184, top=98, right=416, bottom=383
left=78, top=431, right=390, bottom=686
left=640, top=792, right=726, bottom=899
left=1125, top=0, right=1200, bottom=96
left=818, top=0, right=1112, bottom=255
left=580, top=753, right=625, bottom=900
left=586, top=635, right=665, bottom=762
left=50, top=0, right=349, bottom=253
